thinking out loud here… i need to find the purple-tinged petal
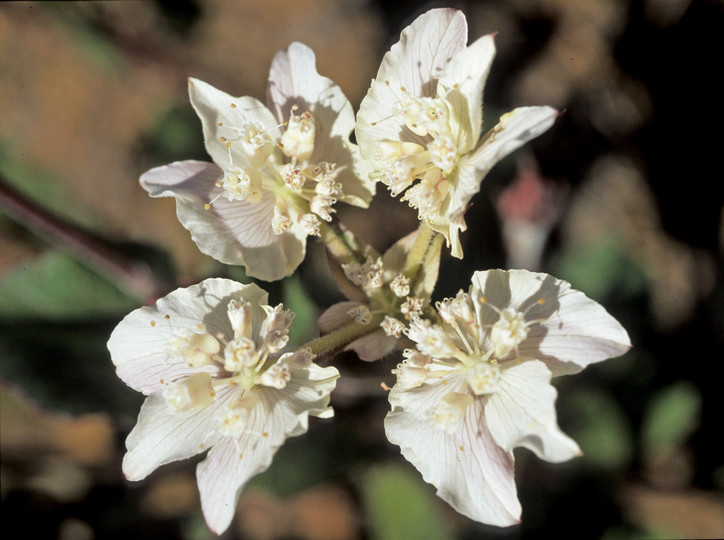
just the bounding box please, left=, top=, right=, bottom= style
left=140, top=160, right=306, bottom=281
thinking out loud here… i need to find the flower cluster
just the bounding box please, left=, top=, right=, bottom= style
left=109, top=7, right=630, bottom=536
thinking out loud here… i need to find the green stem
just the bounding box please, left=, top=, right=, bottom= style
left=319, top=219, right=366, bottom=267
left=299, top=314, right=384, bottom=358
left=402, top=221, right=439, bottom=281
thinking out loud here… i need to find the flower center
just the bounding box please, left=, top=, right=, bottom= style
left=395, top=292, right=548, bottom=431
left=206, top=102, right=345, bottom=236
left=371, top=85, right=460, bottom=220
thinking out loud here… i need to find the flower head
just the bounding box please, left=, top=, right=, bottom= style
left=107, top=278, right=338, bottom=534
left=141, top=42, right=374, bottom=281
left=385, top=269, right=631, bottom=525
left=356, top=9, right=558, bottom=258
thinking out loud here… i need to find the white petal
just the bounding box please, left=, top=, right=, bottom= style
left=197, top=364, right=338, bottom=533
left=108, top=278, right=264, bottom=394
left=356, top=9, right=468, bottom=155
left=140, top=159, right=222, bottom=199
left=188, top=78, right=280, bottom=169
left=466, top=106, right=558, bottom=176
left=486, top=360, right=581, bottom=462
left=267, top=42, right=374, bottom=207
left=438, top=34, right=496, bottom=151
left=108, top=305, right=220, bottom=395
left=471, top=269, right=631, bottom=375
left=386, top=381, right=521, bottom=526
left=122, top=387, right=230, bottom=481
left=268, top=42, right=351, bottom=143
left=140, top=160, right=306, bottom=281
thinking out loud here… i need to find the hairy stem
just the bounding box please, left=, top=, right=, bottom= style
left=299, top=314, right=384, bottom=358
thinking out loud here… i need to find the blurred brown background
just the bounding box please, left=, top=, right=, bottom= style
left=1, top=1, right=723, bottom=539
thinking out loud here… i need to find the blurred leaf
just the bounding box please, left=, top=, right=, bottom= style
left=362, top=462, right=452, bottom=540
left=0, top=251, right=138, bottom=319
left=283, top=273, right=319, bottom=347
left=137, top=105, right=206, bottom=165
left=248, top=427, right=332, bottom=497
left=0, top=142, right=97, bottom=230
left=553, top=237, right=646, bottom=300
left=641, top=381, right=701, bottom=456
left=42, top=3, right=122, bottom=73
left=566, top=388, right=633, bottom=469
left=0, top=318, right=142, bottom=415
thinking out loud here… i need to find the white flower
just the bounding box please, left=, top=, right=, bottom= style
left=356, top=9, right=558, bottom=258
left=107, top=278, right=338, bottom=534
left=385, top=269, right=631, bottom=526
left=140, top=42, right=374, bottom=281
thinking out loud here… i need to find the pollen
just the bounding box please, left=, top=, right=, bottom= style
left=150, top=320, right=156, bottom=327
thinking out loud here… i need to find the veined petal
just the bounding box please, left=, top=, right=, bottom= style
left=140, top=159, right=222, bottom=199
left=486, top=360, right=581, bottom=462
left=268, top=42, right=374, bottom=208
left=197, top=365, right=338, bottom=533
left=471, top=269, right=631, bottom=375
left=466, top=106, right=558, bottom=177
left=376, top=8, right=467, bottom=98
left=140, top=160, right=306, bottom=281
left=438, top=33, right=496, bottom=152
left=386, top=382, right=521, bottom=526
left=122, top=386, right=231, bottom=481
left=188, top=78, right=280, bottom=169
left=108, top=278, right=266, bottom=394
left=356, top=9, right=467, bottom=153
left=108, top=303, right=221, bottom=395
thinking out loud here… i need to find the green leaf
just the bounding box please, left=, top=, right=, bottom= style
left=0, top=142, right=97, bottom=230
left=641, top=381, right=701, bottom=456
left=565, top=388, right=633, bottom=469
left=553, top=237, right=646, bottom=300
left=362, top=463, right=452, bottom=540
left=0, top=251, right=138, bottom=319
left=282, top=273, right=319, bottom=347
